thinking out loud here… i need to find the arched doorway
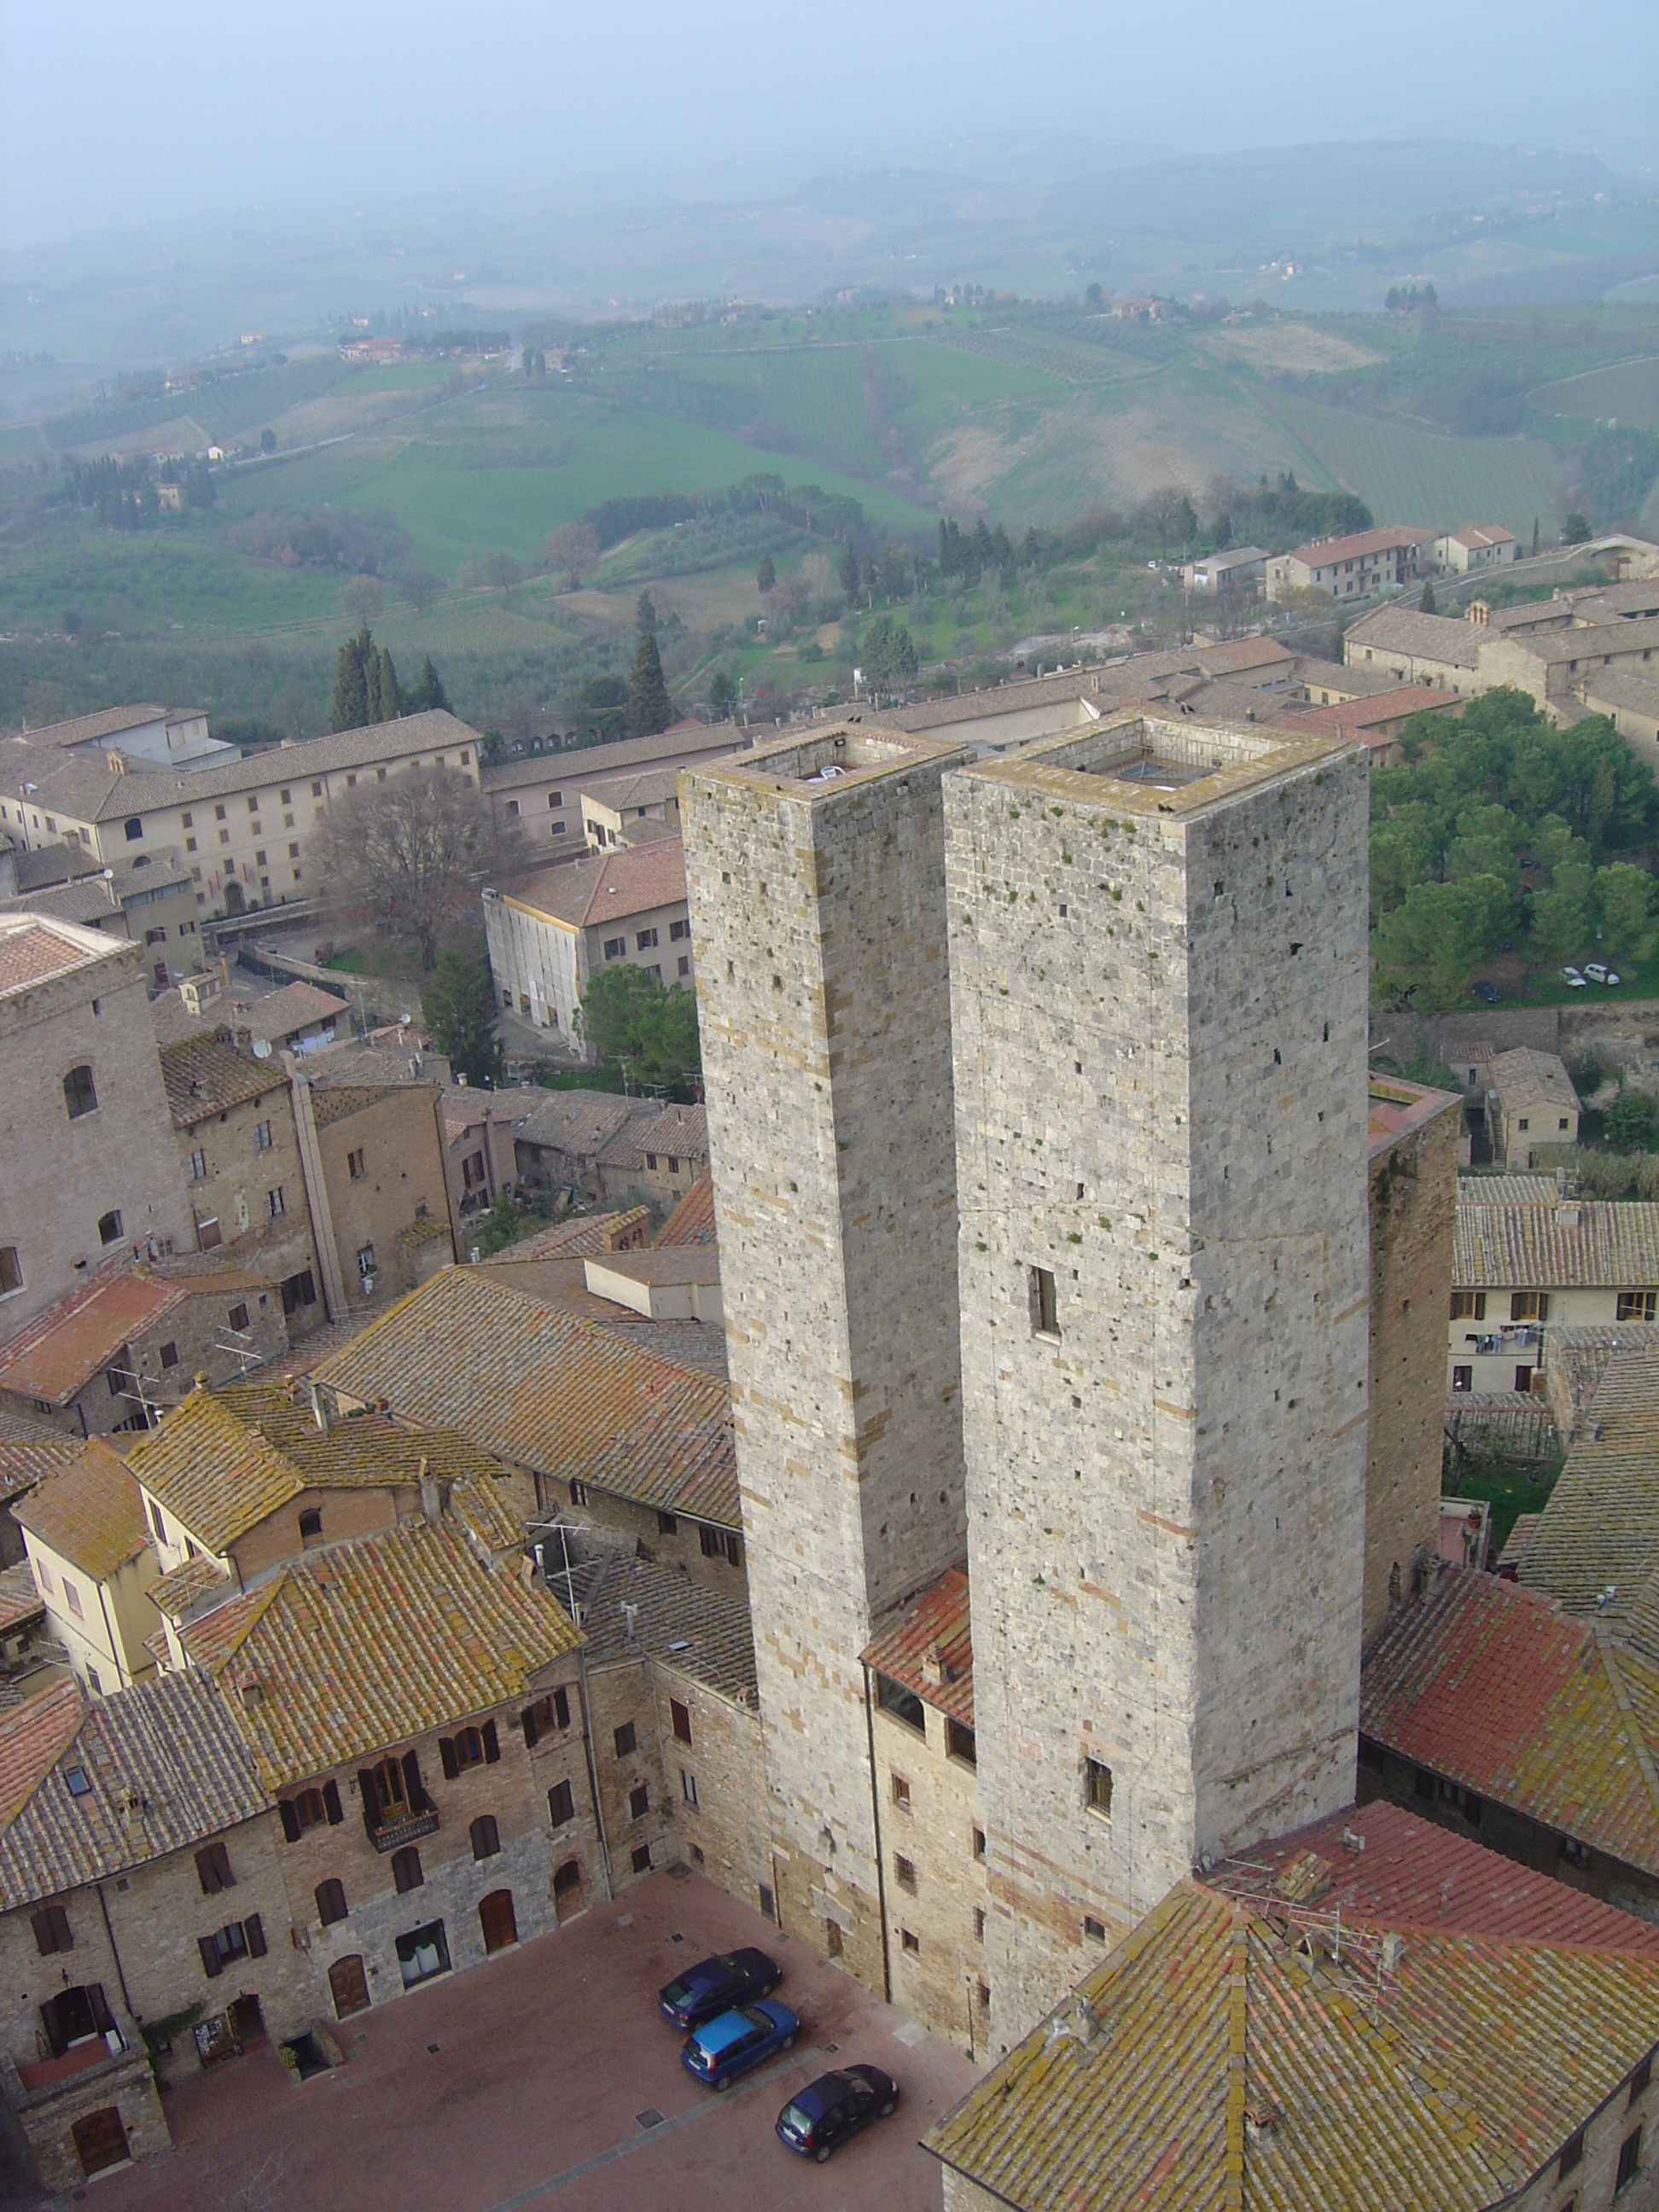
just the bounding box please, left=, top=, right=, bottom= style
left=329, top=1955, right=370, bottom=2019
left=479, top=1889, right=517, bottom=1953
left=552, top=1860, right=584, bottom=1924
left=224, top=880, right=246, bottom=917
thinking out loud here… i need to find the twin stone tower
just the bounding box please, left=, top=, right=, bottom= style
left=681, top=709, right=1371, bottom=2046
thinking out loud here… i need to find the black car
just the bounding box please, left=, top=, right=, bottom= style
left=1470, top=980, right=1502, bottom=1004
left=658, top=1947, right=781, bottom=2029
left=776, top=2066, right=899, bottom=2162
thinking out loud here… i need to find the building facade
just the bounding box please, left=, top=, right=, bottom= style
left=482, top=841, right=694, bottom=1046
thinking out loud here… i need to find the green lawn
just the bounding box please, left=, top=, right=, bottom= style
left=1447, top=1457, right=1563, bottom=1561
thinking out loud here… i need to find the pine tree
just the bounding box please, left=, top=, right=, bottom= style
left=839, top=542, right=859, bottom=597
left=1532, top=518, right=1540, bottom=556
left=379, top=646, right=402, bottom=720
left=422, top=952, right=503, bottom=1087
left=626, top=631, right=672, bottom=737
left=329, top=628, right=372, bottom=733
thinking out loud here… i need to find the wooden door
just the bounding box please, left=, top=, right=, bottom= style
left=479, top=1889, right=518, bottom=1954
left=329, top=1954, right=370, bottom=2019
left=73, top=2107, right=129, bottom=2177
left=552, top=1860, right=584, bottom=1924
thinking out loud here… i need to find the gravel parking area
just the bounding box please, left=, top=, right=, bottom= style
left=63, top=1871, right=979, bottom=2212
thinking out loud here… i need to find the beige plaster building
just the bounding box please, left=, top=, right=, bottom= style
left=1434, top=523, right=1517, bottom=573
left=289, top=1075, right=455, bottom=1321
left=0, top=916, right=194, bottom=1332
left=482, top=840, right=694, bottom=1046
left=1481, top=1046, right=1581, bottom=1170
left=13, top=1440, right=161, bottom=1691
left=1450, top=1185, right=1659, bottom=1394
left=1266, top=525, right=1433, bottom=602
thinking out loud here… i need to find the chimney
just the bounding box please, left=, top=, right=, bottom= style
left=620, top=1601, right=640, bottom=1646
left=307, top=1379, right=329, bottom=1434
left=921, top=1642, right=946, bottom=1687
left=107, top=751, right=127, bottom=775
left=418, top=1456, right=441, bottom=1523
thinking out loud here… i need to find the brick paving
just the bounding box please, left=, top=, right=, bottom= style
left=61, top=1871, right=979, bottom=2212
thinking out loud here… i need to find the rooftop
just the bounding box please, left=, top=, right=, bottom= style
left=239, top=980, right=346, bottom=1043
left=125, top=1377, right=515, bottom=1555
left=0, top=1563, right=45, bottom=1639
left=493, top=839, right=687, bottom=930
left=562, top=1551, right=756, bottom=1703
left=657, top=1173, right=716, bottom=1248
left=961, top=708, right=1354, bottom=820
left=160, top=1028, right=287, bottom=1126
left=1519, top=1340, right=1659, bottom=1638
left=686, top=722, right=972, bottom=799
left=595, top=1102, right=708, bottom=1172
left=1506, top=614, right=1659, bottom=667
left=514, top=1091, right=645, bottom=1159
left=313, top=1268, right=740, bottom=1528
left=0, top=912, right=125, bottom=999
left=13, top=1438, right=150, bottom=1580
left=1483, top=1045, right=1581, bottom=1115
left=1360, top=1566, right=1659, bottom=1878
left=0, top=1669, right=271, bottom=1912
left=480, top=1209, right=652, bottom=1264
left=1344, top=604, right=1481, bottom=668
left=480, top=723, right=742, bottom=795
left=861, top=1565, right=974, bottom=1730
left=926, top=1848, right=1659, bottom=2212
left=1367, top=1075, right=1460, bottom=1161
left=1453, top=1196, right=1659, bottom=1289
left=1444, top=524, right=1516, bottom=550
left=5, top=703, right=169, bottom=752
left=0, top=1261, right=271, bottom=1409
left=179, top=1508, right=582, bottom=1790
left=1285, top=524, right=1435, bottom=567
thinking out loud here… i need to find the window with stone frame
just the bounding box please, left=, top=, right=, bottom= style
left=1085, top=1758, right=1113, bottom=1819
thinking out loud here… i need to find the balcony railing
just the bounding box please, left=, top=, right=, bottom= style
left=370, top=1807, right=439, bottom=1854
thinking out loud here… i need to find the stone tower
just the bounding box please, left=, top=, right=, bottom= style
left=680, top=725, right=975, bottom=1989
left=944, top=712, right=1372, bottom=2044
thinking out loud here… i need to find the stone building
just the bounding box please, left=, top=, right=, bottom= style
left=0, top=915, right=194, bottom=1333
left=0, top=1672, right=306, bottom=2192
left=943, top=712, right=1371, bottom=2045
left=1480, top=1046, right=1581, bottom=1171
left=681, top=725, right=975, bottom=1996
left=159, top=1030, right=323, bottom=1326
left=1449, top=1187, right=1659, bottom=1395
left=289, top=1074, right=455, bottom=1321
left=482, top=840, right=694, bottom=1045
left=1364, top=1077, right=1460, bottom=1643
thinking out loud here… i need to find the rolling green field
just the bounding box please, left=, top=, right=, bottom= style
left=5, top=298, right=1659, bottom=738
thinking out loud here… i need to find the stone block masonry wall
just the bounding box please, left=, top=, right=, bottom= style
left=649, top=1665, right=768, bottom=1906
left=1365, top=1098, right=1459, bottom=1645
left=946, top=725, right=1371, bottom=2046
left=870, top=1698, right=990, bottom=2058
left=681, top=731, right=974, bottom=1996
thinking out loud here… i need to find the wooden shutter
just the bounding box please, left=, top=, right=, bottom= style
left=439, top=1736, right=458, bottom=1780
left=323, top=1778, right=343, bottom=1825
left=31, top=1907, right=67, bottom=1956
left=520, top=1704, right=539, bottom=1749
left=244, top=1913, right=266, bottom=1959
left=482, top=1720, right=500, bottom=1764
left=554, top=1686, right=570, bottom=1730
left=358, top=1768, right=381, bottom=1834
left=402, top=1749, right=424, bottom=1811
left=279, top=1799, right=301, bottom=1843
left=198, top=1935, right=223, bottom=1978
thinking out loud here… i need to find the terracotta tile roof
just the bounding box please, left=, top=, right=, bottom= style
left=480, top=1209, right=652, bottom=1263
left=1190, top=636, right=1294, bottom=677
left=1214, top=1798, right=1659, bottom=1952
left=0, top=1679, right=87, bottom=1828
left=312, top=1268, right=740, bottom=1528
left=1454, top=1197, right=1659, bottom=1289
left=0, top=1670, right=270, bottom=1910
left=1344, top=604, right=1481, bottom=668
left=657, top=1173, right=716, bottom=1248
left=596, top=1103, right=707, bottom=1173
left=860, top=1566, right=974, bottom=1729
left=1288, top=524, right=1435, bottom=567
left=9, top=702, right=169, bottom=750
left=0, top=1563, right=45, bottom=1639
left=160, top=1030, right=285, bottom=1126
left=238, top=981, right=345, bottom=1044
left=1457, top=1171, right=1559, bottom=1203
left=515, top=1092, right=643, bottom=1159
left=148, top=1551, right=232, bottom=1623
left=1360, top=1568, right=1659, bottom=1877
left=498, top=838, right=687, bottom=930
left=1483, top=1046, right=1580, bottom=1115
left=480, top=724, right=739, bottom=795
left=13, top=1440, right=151, bottom=1580
left=180, top=1511, right=581, bottom=1790
left=598, top=1318, right=728, bottom=1380
left=570, top=1552, right=756, bottom=1703
left=1519, top=1341, right=1659, bottom=1634
left=0, top=914, right=122, bottom=998
left=125, top=1378, right=515, bottom=1555
left=0, top=1435, right=79, bottom=1505
left=0, top=1262, right=275, bottom=1408
left=925, top=1871, right=1659, bottom=2212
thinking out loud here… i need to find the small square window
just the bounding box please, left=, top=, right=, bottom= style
left=614, top=1721, right=636, bottom=1758
left=891, top=1773, right=911, bottom=1811
left=900, top=1928, right=920, bottom=1955
left=1084, top=1914, right=1107, bottom=1941
left=228, top=1302, right=249, bottom=1331
left=1085, top=1758, right=1113, bottom=1818
left=631, top=1842, right=652, bottom=1874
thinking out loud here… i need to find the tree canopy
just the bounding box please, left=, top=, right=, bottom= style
left=626, top=631, right=672, bottom=736
left=859, top=614, right=917, bottom=685
left=312, top=764, right=523, bottom=970
left=1370, top=688, right=1658, bottom=1007
left=422, top=951, right=503, bottom=1086
left=329, top=627, right=450, bottom=732
left=576, top=963, right=701, bottom=1092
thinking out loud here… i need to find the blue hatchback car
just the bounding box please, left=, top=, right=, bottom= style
left=681, top=1999, right=799, bottom=2091
left=658, top=1947, right=780, bottom=2030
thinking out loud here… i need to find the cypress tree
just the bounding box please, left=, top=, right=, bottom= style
left=364, top=643, right=382, bottom=724
left=1418, top=579, right=1436, bottom=614
left=379, top=646, right=401, bottom=720
left=329, top=628, right=371, bottom=733
left=756, top=552, right=776, bottom=594
left=411, top=655, right=451, bottom=713
left=626, top=631, right=672, bottom=737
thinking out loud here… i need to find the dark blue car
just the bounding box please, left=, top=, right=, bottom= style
left=681, top=1999, right=799, bottom=2090
left=658, top=1947, right=781, bottom=2030
left=777, top=2065, right=899, bottom=2161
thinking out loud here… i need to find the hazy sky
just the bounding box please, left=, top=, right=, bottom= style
left=3, top=0, right=1656, bottom=248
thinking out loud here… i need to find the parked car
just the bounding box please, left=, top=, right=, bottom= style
left=682, top=2000, right=799, bottom=2091
left=1562, top=967, right=1589, bottom=988
left=1584, top=963, right=1622, bottom=987
left=659, top=1949, right=780, bottom=2030
left=1471, top=981, right=1502, bottom=1004
left=777, top=2066, right=899, bottom=2162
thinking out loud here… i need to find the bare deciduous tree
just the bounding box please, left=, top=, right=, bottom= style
left=544, top=521, right=600, bottom=589
left=312, top=765, right=525, bottom=971
left=341, top=575, right=384, bottom=626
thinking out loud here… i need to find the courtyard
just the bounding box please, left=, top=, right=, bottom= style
left=43, top=1872, right=980, bottom=2212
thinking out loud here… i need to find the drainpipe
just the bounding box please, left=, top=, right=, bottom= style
left=95, top=1883, right=136, bottom=2029
left=288, top=1069, right=346, bottom=1322
left=861, top=1662, right=892, bottom=2005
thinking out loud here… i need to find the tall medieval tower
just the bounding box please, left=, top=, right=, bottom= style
left=680, top=725, right=974, bottom=1989
left=944, top=712, right=1372, bottom=2043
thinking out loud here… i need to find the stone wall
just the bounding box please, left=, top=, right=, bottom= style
left=648, top=1662, right=768, bottom=1908
left=946, top=724, right=1371, bottom=2046
left=170, top=1068, right=322, bottom=1323
left=0, top=935, right=193, bottom=1332
left=681, top=730, right=974, bottom=1998
left=870, top=1696, right=990, bottom=2058
left=1365, top=1094, right=1460, bottom=1645
left=311, top=1082, right=454, bottom=1306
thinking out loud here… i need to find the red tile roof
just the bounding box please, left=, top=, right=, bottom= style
left=13, top=1438, right=150, bottom=1579
left=0, top=1679, right=85, bottom=1828
left=1215, top=1798, right=1659, bottom=1952
left=0, top=916, right=117, bottom=996
left=0, top=1262, right=271, bottom=1407
left=861, top=1565, right=974, bottom=1728
left=1359, top=1568, right=1659, bottom=1877
left=657, top=1173, right=716, bottom=1247
left=500, top=838, right=687, bottom=929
